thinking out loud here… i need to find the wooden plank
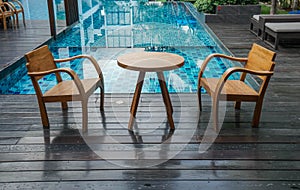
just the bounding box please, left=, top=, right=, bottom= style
left=0, top=170, right=299, bottom=183
left=1, top=143, right=299, bottom=153
left=1, top=181, right=299, bottom=190
left=1, top=160, right=300, bottom=171
left=1, top=151, right=299, bottom=162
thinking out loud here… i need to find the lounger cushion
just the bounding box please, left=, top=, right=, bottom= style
left=253, top=15, right=260, bottom=21
left=265, top=22, right=300, bottom=32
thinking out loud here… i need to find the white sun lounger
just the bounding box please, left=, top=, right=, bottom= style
left=264, top=22, right=300, bottom=49
left=249, top=14, right=300, bottom=38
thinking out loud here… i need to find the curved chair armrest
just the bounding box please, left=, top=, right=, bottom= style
left=215, top=67, right=274, bottom=96
left=9, top=0, right=24, bottom=10
left=1, top=2, right=14, bottom=11
left=54, top=55, right=103, bottom=79
left=28, top=68, right=85, bottom=95
left=6, top=2, right=17, bottom=11
left=198, top=53, right=248, bottom=79
left=217, top=54, right=248, bottom=62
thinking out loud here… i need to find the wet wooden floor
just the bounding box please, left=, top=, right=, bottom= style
left=0, top=20, right=65, bottom=77
left=0, top=21, right=300, bottom=189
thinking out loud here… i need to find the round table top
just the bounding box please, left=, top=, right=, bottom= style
left=117, top=52, right=184, bottom=72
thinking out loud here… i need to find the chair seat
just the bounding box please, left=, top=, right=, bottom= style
left=43, top=78, right=101, bottom=102
left=201, top=78, right=259, bottom=101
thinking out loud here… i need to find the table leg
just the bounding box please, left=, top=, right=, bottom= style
left=157, top=72, right=175, bottom=130
left=128, top=71, right=145, bottom=130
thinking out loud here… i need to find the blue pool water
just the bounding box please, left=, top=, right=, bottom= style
left=0, top=0, right=240, bottom=94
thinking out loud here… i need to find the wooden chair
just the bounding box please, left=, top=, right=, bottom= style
left=198, top=43, right=276, bottom=131
left=25, top=45, right=104, bottom=132
left=0, top=1, right=15, bottom=30
left=6, top=0, right=25, bottom=27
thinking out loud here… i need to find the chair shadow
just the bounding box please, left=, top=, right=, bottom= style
left=123, top=123, right=181, bottom=182
left=42, top=108, right=107, bottom=180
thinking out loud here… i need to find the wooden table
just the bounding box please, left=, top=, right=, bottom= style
left=117, top=51, right=185, bottom=130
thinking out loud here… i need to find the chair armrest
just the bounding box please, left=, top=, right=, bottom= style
left=9, top=0, right=24, bottom=10
left=7, top=2, right=17, bottom=11
left=1, top=2, right=14, bottom=11
left=198, top=53, right=248, bottom=79
left=28, top=68, right=85, bottom=95
left=214, top=54, right=248, bottom=62
left=215, top=67, right=274, bottom=96
left=54, top=55, right=103, bottom=79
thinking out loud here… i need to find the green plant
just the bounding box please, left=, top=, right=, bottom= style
left=194, top=0, right=216, bottom=13
left=260, top=4, right=271, bottom=13
left=194, top=0, right=259, bottom=13
left=260, top=4, right=289, bottom=14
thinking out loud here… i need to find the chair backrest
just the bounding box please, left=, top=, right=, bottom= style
left=242, top=43, right=276, bottom=96
left=245, top=43, right=276, bottom=80
left=26, top=45, right=64, bottom=96
left=25, top=45, right=60, bottom=81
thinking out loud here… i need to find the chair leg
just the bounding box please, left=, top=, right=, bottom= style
left=234, top=101, right=241, bottom=109
left=3, top=18, right=7, bottom=30
left=22, top=11, right=25, bottom=27
left=10, top=14, right=16, bottom=29
left=198, top=86, right=202, bottom=111
left=61, top=102, right=68, bottom=110
left=212, top=96, right=219, bottom=131
left=82, top=100, right=88, bottom=132
left=252, top=100, right=263, bottom=127
left=100, top=86, right=104, bottom=111
left=15, top=14, right=19, bottom=27
left=38, top=100, right=50, bottom=128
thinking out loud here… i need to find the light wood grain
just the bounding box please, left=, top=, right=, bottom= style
left=117, top=52, right=184, bottom=72
left=25, top=45, right=104, bottom=132
left=198, top=43, right=276, bottom=130
left=117, top=51, right=184, bottom=130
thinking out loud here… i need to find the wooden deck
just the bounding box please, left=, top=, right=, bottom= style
left=0, top=20, right=65, bottom=76
left=0, top=21, right=300, bottom=189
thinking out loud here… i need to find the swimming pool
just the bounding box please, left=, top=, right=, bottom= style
left=0, top=0, right=241, bottom=94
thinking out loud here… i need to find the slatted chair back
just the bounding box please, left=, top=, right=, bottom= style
left=25, top=46, right=63, bottom=82
left=241, top=43, right=276, bottom=96
left=244, top=43, right=276, bottom=80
